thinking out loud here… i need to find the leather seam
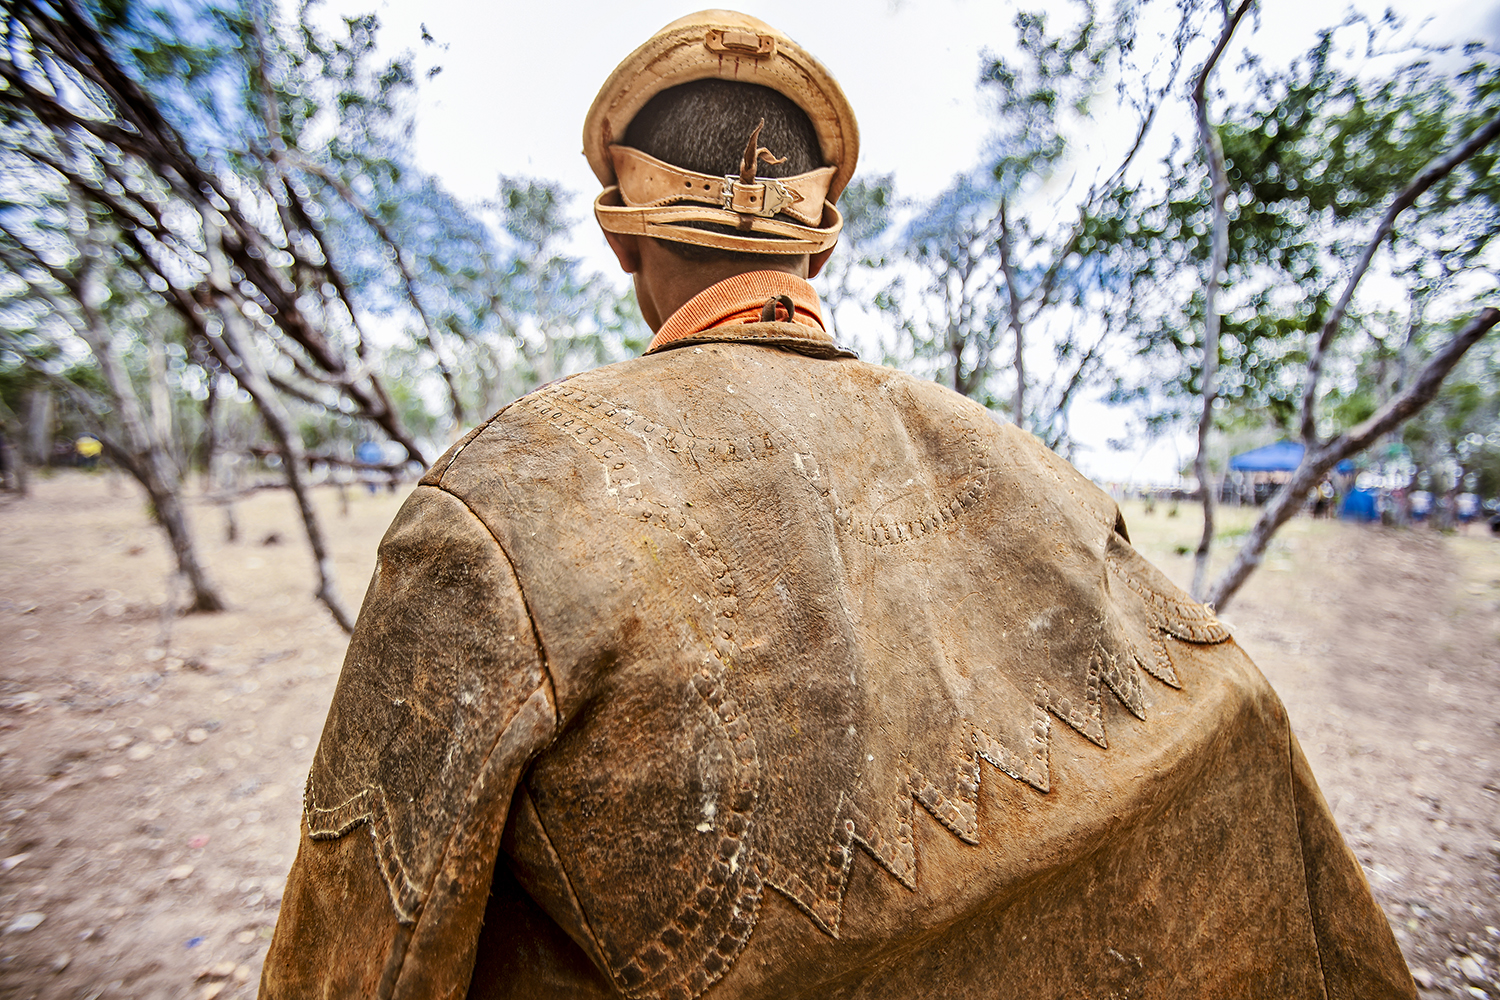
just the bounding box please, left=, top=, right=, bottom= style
left=384, top=683, right=552, bottom=998
left=434, top=483, right=564, bottom=729
left=423, top=403, right=517, bottom=487
left=518, top=784, right=613, bottom=972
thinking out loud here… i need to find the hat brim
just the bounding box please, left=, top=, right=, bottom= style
left=583, top=10, right=860, bottom=207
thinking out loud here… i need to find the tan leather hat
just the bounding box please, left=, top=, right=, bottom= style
left=585, top=10, right=860, bottom=255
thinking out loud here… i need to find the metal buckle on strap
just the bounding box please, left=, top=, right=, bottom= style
left=721, top=177, right=799, bottom=218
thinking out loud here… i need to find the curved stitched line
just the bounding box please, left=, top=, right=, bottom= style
left=503, top=398, right=767, bottom=998
left=538, top=384, right=992, bottom=547
left=304, top=783, right=424, bottom=920
left=538, top=389, right=777, bottom=467
left=616, top=676, right=762, bottom=999
left=376, top=490, right=560, bottom=994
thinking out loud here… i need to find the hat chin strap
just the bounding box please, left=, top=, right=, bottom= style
left=594, top=145, right=843, bottom=255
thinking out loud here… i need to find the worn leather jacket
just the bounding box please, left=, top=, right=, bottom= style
left=261, top=301, right=1414, bottom=999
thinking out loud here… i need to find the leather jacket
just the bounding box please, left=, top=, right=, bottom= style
left=261, top=307, right=1413, bottom=999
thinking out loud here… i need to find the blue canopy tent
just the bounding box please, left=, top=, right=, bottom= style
left=1229, top=440, right=1357, bottom=474
left=1226, top=441, right=1356, bottom=508
left=1229, top=440, right=1306, bottom=473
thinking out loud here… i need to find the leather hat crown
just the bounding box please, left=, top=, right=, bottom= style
left=584, top=10, right=860, bottom=255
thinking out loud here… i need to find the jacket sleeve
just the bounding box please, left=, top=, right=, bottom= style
left=260, top=485, right=558, bottom=999
left=1287, top=728, right=1417, bottom=999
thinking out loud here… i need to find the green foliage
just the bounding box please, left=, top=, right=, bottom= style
left=1107, top=20, right=1499, bottom=436
left=896, top=172, right=1006, bottom=402
left=1399, top=332, right=1500, bottom=497
left=818, top=173, right=900, bottom=353
left=873, top=0, right=1199, bottom=441
left=982, top=1, right=1110, bottom=194
left=0, top=0, right=642, bottom=478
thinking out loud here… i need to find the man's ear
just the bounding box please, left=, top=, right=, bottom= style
left=602, top=229, right=642, bottom=274
left=808, top=245, right=834, bottom=279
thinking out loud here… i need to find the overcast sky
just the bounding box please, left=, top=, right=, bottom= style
left=331, top=0, right=1498, bottom=482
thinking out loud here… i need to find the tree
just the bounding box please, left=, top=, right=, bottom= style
left=882, top=0, right=1200, bottom=444
left=0, top=0, right=641, bottom=627
left=1108, top=15, right=1499, bottom=606
left=898, top=173, right=1008, bottom=402
left=815, top=172, right=897, bottom=352
left=7, top=184, right=230, bottom=609
left=1186, top=0, right=1255, bottom=598
left=0, top=0, right=423, bottom=625
left=481, top=178, right=646, bottom=401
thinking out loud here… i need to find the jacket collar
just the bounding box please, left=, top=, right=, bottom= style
left=645, top=271, right=853, bottom=358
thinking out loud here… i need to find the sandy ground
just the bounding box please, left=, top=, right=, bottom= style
left=0, top=472, right=1496, bottom=999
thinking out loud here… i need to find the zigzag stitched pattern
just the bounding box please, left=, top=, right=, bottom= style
left=534, top=385, right=993, bottom=549
left=524, top=381, right=1226, bottom=996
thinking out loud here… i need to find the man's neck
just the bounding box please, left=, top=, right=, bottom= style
left=632, top=239, right=809, bottom=332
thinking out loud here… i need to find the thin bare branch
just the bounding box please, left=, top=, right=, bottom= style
left=1208, top=306, right=1499, bottom=611
left=1297, top=110, right=1500, bottom=443
left=293, top=155, right=466, bottom=425
left=997, top=199, right=1026, bottom=425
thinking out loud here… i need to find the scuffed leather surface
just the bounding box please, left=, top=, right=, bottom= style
left=264, top=333, right=1413, bottom=1000
left=261, top=487, right=558, bottom=998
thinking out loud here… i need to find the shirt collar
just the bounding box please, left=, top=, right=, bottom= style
left=646, top=271, right=828, bottom=354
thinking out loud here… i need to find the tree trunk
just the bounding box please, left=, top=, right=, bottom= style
left=74, top=263, right=227, bottom=613
left=200, top=374, right=220, bottom=492
left=23, top=388, right=53, bottom=467
left=1188, top=2, right=1249, bottom=601
left=144, top=326, right=177, bottom=474
left=0, top=432, right=27, bottom=494
left=0, top=396, right=30, bottom=495
left=998, top=200, right=1026, bottom=427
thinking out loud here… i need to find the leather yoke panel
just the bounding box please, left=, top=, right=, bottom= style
left=436, top=346, right=1241, bottom=999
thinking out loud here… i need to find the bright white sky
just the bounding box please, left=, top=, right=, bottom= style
left=335, top=0, right=1496, bottom=483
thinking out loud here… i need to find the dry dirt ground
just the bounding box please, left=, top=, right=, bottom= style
left=0, top=473, right=1496, bottom=999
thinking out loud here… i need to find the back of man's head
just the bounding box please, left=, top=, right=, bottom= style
left=585, top=11, right=858, bottom=272
left=625, top=80, right=821, bottom=265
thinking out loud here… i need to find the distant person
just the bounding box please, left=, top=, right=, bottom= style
left=261, top=12, right=1416, bottom=999
left=1341, top=486, right=1380, bottom=522
left=1456, top=492, right=1478, bottom=533
left=74, top=434, right=101, bottom=470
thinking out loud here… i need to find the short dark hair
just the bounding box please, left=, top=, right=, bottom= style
left=624, top=79, right=822, bottom=264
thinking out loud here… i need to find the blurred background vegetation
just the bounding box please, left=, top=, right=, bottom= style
left=0, top=0, right=1495, bottom=624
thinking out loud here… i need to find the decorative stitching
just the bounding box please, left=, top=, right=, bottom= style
left=1142, top=632, right=1182, bottom=689
left=533, top=384, right=994, bottom=550
left=529, top=387, right=764, bottom=1000
left=782, top=634, right=1175, bottom=939
left=519, top=375, right=1215, bottom=982
left=972, top=708, right=1051, bottom=793
left=782, top=432, right=993, bottom=550
left=612, top=672, right=764, bottom=1000
left=304, top=778, right=425, bottom=923
left=1108, top=555, right=1231, bottom=646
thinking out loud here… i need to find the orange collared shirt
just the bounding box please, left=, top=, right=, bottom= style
left=647, top=271, right=826, bottom=353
